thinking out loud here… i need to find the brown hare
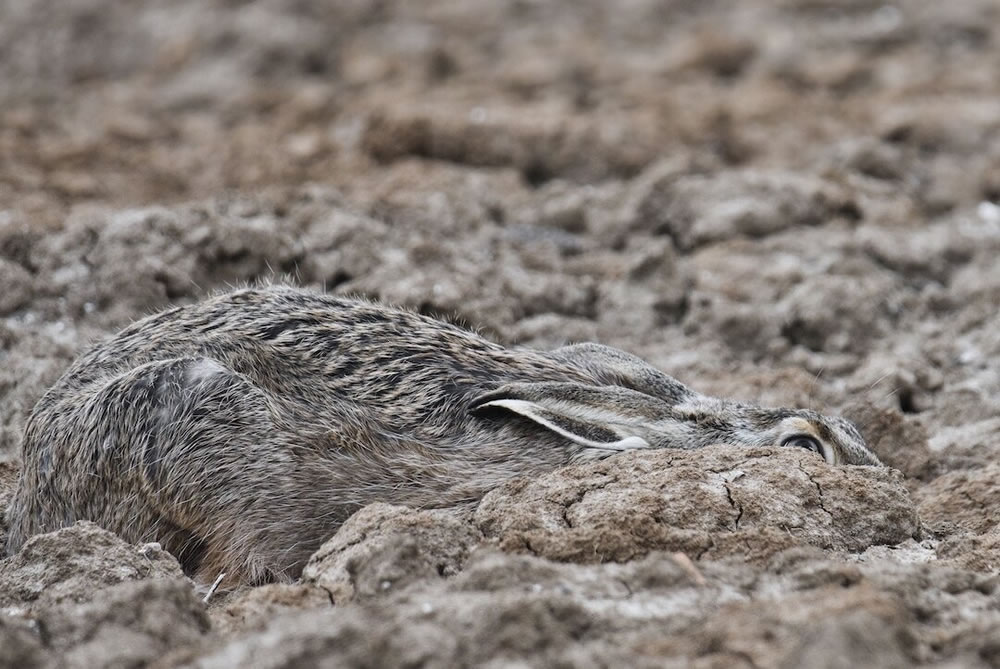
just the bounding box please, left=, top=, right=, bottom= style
left=5, top=285, right=881, bottom=585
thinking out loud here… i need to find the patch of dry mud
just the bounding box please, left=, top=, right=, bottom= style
left=475, top=446, right=918, bottom=563
left=2, top=0, right=1000, bottom=667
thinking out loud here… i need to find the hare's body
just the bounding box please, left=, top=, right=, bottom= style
left=6, top=285, right=881, bottom=584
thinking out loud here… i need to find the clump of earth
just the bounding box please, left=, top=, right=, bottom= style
left=2, top=1, right=1000, bottom=667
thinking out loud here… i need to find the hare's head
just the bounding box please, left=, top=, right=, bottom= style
left=470, top=382, right=882, bottom=467
left=737, top=408, right=882, bottom=466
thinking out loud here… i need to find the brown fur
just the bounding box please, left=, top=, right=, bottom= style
left=5, top=285, right=881, bottom=584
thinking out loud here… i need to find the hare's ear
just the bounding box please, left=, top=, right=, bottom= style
left=469, top=383, right=651, bottom=451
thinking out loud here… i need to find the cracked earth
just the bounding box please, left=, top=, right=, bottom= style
left=2, top=0, right=1000, bottom=667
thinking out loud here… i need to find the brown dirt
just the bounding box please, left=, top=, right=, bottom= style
left=2, top=1, right=1000, bottom=667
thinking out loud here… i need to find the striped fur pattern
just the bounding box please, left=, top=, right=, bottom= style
left=5, top=285, right=881, bottom=584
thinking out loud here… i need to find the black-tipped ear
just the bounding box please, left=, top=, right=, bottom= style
left=469, top=382, right=653, bottom=452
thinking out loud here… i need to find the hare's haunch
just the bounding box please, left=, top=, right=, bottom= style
left=6, top=285, right=881, bottom=584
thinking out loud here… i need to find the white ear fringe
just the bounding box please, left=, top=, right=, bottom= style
left=477, top=399, right=651, bottom=451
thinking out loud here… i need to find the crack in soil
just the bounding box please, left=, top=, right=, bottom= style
left=318, top=584, right=338, bottom=606
left=558, top=477, right=618, bottom=529
left=798, top=462, right=834, bottom=522
left=707, top=458, right=756, bottom=475
left=723, top=482, right=744, bottom=530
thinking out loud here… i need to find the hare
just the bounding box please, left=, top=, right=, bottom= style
left=5, top=285, right=881, bottom=585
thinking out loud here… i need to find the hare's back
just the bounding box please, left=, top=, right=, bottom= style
left=47, top=286, right=577, bottom=416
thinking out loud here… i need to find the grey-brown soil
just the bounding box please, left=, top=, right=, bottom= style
left=2, top=1, right=1000, bottom=667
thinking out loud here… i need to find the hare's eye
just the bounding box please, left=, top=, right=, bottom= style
left=782, top=435, right=821, bottom=453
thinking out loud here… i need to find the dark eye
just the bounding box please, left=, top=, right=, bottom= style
left=782, top=435, right=822, bottom=453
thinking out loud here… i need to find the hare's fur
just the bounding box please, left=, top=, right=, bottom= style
left=6, top=285, right=881, bottom=584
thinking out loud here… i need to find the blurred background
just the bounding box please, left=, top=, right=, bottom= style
left=2, top=1, right=998, bottom=218
left=2, top=2, right=1000, bottom=666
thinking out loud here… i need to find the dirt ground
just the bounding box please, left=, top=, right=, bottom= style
left=2, top=0, right=1000, bottom=667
